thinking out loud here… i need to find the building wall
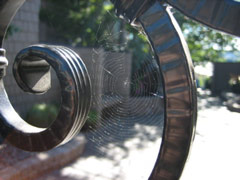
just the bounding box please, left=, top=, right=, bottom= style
left=212, top=62, right=240, bottom=94
left=1, top=0, right=160, bottom=120
left=3, top=0, right=61, bottom=118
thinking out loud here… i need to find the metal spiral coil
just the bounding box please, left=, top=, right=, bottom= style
left=1, top=0, right=238, bottom=179
left=0, top=45, right=91, bottom=151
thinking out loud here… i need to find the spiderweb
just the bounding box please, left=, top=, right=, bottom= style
left=3, top=2, right=165, bottom=179
left=71, top=10, right=165, bottom=180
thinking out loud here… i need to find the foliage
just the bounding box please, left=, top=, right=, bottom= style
left=204, top=77, right=212, bottom=90
left=125, top=25, right=153, bottom=72
left=40, top=0, right=239, bottom=66
left=40, top=0, right=116, bottom=47
left=26, top=103, right=100, bottom=132
left=232, top=82, right=240, bottom=94
left=5, top=25, right=19, bottom=39
left=174, top=10, right=238, bottom=63
left=40, top=0, right=151, bottom=72
left=26, top=103, right=58, bottom=128
left=229, top=76, right=240, bottom=94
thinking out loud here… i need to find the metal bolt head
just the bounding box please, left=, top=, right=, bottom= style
left=0, top=48, right=8, bottom=78
left=0, top=49, right=8, bottom=66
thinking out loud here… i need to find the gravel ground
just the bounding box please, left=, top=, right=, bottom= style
left=38, top=116, right=164, bottom=180
left=40, top=90, right=240, bottom=180
left=181, top=90, right=240, bottom=180
left=1, top=90, right=239, bottom=180
left=0, top=142, right=36, bottom=171
left=0, top=135, right=86, bottom=180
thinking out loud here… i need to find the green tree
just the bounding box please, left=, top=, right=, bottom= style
left=174, top=10, right=239, bottom=63
left=40, top=0, right=238, bottom=65
left=40, top=0, right=151, bottom=71
left=40, top=0, right=117, bottom=46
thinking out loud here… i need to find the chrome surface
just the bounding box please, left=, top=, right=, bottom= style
left=165, top=0, right=240, bottom=36
left=0, top=0, right=197, bottom=177
left=0, top=0, right=222, bottom=179
left=0, top=48, right=8, bottom=78
left=139, top=2, right=197, bottom=179
left=0, top=45, right=91, bottom=151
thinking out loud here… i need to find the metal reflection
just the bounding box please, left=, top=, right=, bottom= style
left=111, top=0, right=197, bottom=179
left=139, top=2, right=197, bottom=179
left=0, top=45, right=91, bottom=151
left=0, top=0, right=238, bottom=179
left=111, top=0, right=240, bottom=179
left=164, top=0, right=240, bottom=37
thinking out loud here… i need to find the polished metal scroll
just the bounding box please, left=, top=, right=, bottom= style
left=111, top=0, right=239, bottom=180
left=165, top=0, right=240, bottom=37
left=139, top=3, right=197, bottom=179
left=0, top=0, right=239, bottom=179
left=0, top=44, right=91, bottom=151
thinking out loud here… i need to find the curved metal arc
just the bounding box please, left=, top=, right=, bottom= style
left=164, top=0, right=240, bottom=37
left=59, top=47, right=92, bottom=141
left=2, top=46, right=77, bottom=151
left=0, top=45, right=91, bottom=151
left=51, top=46, right=91, bottom=142
left=0, top=0, right=196, bottom=178
left=138, top=2, right=197, bottom=179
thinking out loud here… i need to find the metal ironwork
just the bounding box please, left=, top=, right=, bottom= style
left=110, top=0, right=239, bottom=179
left=0, top=44, right=91, bottom=151
left=0, top=49, right=8, bottom=78
left=139, top=3, right=197, bottom=179
left=165, top=0, right=240, bottom=37
left=0, top=0, right=239, bottom=179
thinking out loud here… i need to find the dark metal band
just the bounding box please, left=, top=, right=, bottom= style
left=138, top=2, right=197, bottom=179
left=165, top=0, right=240, bottom=37
left=0, top=45, right=91, bottom=151
left=3, top=0, right=235, bottom=178
left=0, top=48, right=8, bottom=78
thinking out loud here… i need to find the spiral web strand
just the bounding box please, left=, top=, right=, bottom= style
left=78, top=13, right=165, bottom=179
left=3, top=4, right=165, bottom=179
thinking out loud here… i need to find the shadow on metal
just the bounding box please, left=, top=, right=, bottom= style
left=0, top=44, right=91, bottom=151
left=0, top=0, right=238, bottom=179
